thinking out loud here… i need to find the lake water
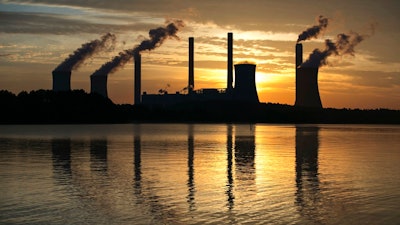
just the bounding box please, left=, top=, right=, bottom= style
left=0, top=124, right=399, bottom=224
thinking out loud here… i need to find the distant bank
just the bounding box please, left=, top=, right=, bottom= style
left=1, top=89, right=399, bottom=124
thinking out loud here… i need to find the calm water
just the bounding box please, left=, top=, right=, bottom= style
left=0, top=124, right=399, bottom=225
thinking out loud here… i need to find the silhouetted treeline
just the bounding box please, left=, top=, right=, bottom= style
left=130, top=102, right=400, bottom=124
left=0, top=89, right=126, bottom=124
left=1, top=89, right=399, bottom=124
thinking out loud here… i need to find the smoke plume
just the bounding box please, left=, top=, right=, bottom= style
left=54, top=33, right=116, bottom=72
left=301, top=31, right=366, bottom=68
left=297, top=15, right=329, bottom=43
left=92, top=20, right=185, bottom=76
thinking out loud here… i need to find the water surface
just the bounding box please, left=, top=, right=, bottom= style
left=0, top=124, right=399, bottom=224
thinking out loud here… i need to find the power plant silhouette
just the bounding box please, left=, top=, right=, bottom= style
left=52, top=32, right=323, bottom=108
left=295, top=43, right=322, bottom=108
left=51, top=16, right=372, bottom=110
left=139, top=33, right=260, bottom=106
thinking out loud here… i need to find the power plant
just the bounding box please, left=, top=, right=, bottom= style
left=295, top=43, right=322, bottom=108
left=53, top=32, right=325, bottom=109
left=141, top=33, right=260, bottom=106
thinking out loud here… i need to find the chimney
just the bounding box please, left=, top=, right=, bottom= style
left=52, top=71, right=71, bottom=91
left=188, top=37, right=194, bottom=94
left=134, top=53, right=141, bottom=105
left=295, top=67, right=322, bottom=108
left=296, top=43, right=303, bottom=69
left=90, top=75, right=108, bottom=98
left=227, top=32, right=233, bottom=91
left=234, top=63, right=259, bottom=103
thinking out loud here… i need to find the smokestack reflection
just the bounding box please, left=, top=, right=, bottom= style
left=187, top=124, right=196, bottom=211
left=133, top=125, right=142, bottom=191
left=226, top=124, right=234, bottom=210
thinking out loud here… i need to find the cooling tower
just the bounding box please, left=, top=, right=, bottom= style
left=227, top=33, right=233, bottom=91
left=90, top=75, right=108, bottom=98
left=234, top=63, right=259, bottom=103
left=52, top=71, right=71, bottom=91
left=134, top=53, right=141, bottom=105
left=188, top=37, right=194, bottom=94
left=295, top=67, right=322, bottom=108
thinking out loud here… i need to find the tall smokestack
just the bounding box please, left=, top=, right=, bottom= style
left=296, top=43, right=303, bottom=69
left=188, top=37, right=194, bottom=94
left=134, top=53, right=141, bottom=105
left=227, top=32, right=233, bottom=91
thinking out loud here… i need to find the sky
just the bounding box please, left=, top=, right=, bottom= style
left=0, top=0, right=399, bottom=109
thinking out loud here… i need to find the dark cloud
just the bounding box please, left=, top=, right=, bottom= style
left=328, top=70, right=400, bottom=88
left=5, top=0, right=400, bottom=35
left=0, top=11, right=159, bottom=34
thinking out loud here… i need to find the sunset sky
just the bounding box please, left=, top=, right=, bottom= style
left=1, top=0, right=399, bottom=109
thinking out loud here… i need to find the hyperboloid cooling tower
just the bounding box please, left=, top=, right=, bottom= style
left=52, top=71, right=71, bottom=91
left=90, top=75, right=108, bottom=98
left=295, top=67, right=322, bottom=108
left=295, top=43, right=322, bottom=108
left=234, top=63, right=259, bottom=103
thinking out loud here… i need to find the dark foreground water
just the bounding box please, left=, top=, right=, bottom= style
left=0, top=124, right=399, bottom=225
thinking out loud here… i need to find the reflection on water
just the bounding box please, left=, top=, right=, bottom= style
left=133, top=125, right=141, bottom=192
left=295, top=126, right=321, bottom=224
left=1, top=124, right=400, bottom=224
left=51, top=139, right=72, bottom=185
left=90, top=139, right=108, bottom=173
left=226, top=124, right=234, bottom=210
left=234, top=125, right=256, bottom=186
left=187, top=124, right=196, bottom=211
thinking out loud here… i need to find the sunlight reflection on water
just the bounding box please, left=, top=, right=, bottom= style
left=0, top=124, right=399, bottom=224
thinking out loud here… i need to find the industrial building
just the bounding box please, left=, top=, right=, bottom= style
left=294, top=43, right=322, bottom=108
left=140, top=33, right=260, bottom=107
left=56, top=33, right=323, bottom=109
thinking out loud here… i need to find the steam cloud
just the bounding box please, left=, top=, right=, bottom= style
left=297, top=15, right=329, bottom=43
left=92, top=20, right=185, bottom=76
left=301, top=31, right=366, bottom=68
left=54, top=33, right=116, bottom=72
